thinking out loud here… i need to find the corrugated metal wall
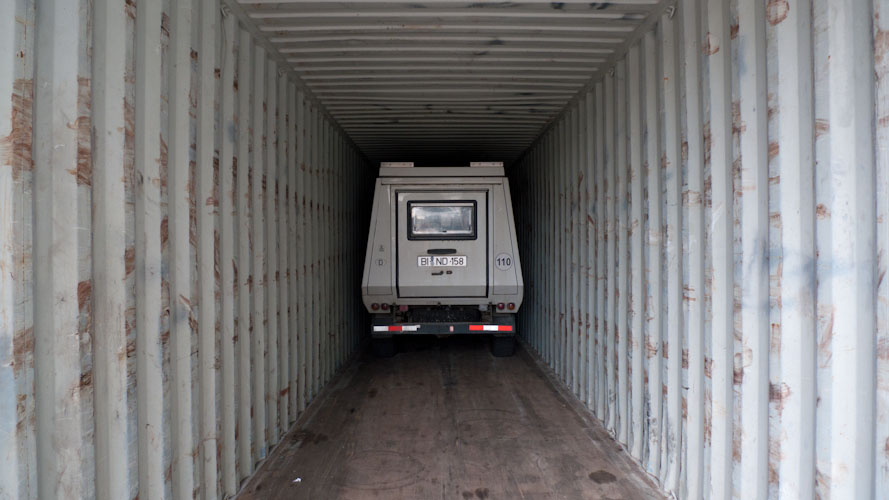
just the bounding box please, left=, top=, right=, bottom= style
left=0, top=0, right=372, bottom=499
left=4, top=0, right=889, bottom=499
left=512, top=0, right=889, bottom=499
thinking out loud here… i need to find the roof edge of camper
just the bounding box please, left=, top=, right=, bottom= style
left=379, top=161, right=505, bottom=177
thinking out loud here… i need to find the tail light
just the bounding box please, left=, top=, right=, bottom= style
left=371, top=303, right=380, bottom=311
left=496, top=303, right=505, bottom=310
left=507, top=302, right=516, bottom=311
left=381, top=303, right=390, bottom=311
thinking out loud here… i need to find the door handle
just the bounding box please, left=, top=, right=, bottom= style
left=431, top=271, right=444, bottom=276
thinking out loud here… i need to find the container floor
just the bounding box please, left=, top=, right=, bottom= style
left=237, top=336, right=664, bottom=500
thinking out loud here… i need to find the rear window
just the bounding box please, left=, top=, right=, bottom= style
left=408, top=201, right=477, bottom=240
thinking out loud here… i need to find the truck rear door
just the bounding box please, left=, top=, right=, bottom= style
left=396, top=190, right=488, bottom=298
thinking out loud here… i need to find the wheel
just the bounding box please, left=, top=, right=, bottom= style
left=372, top=337, right=396, bottom=358
left=490, top=336, right=515, bottom=357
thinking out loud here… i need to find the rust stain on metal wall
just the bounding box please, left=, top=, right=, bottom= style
left=160, top=137, right=168, bottom=178
left=161, top=216, right=169, bottom=248
left=125, top=246, right=135, bottom=277
left=769, top=382, right=792, bottom=414
left=815, top=119, right=829, bottom=138
left=874, top=28, right=889, bottom=65
left=767, top=0, right=790, bottom=26
left=877, top=337, right=889, bottom=361
left=215, top=228, right=222, bottom=287
left=79, top=369, right=92, bottom=391
left=703, top=122, right=712, bottom=165
left=770, top=321, right=782, bottom=357
left=12, top=327, right=34, bottom=376
left=768, top=444, right=781, bottom=485
left=206, top=156, right=219, bottom=208
left=189, top=162, right=199, bottom=250
left=15, top=391, right=33, bottom=436
left=1, top=80, right=33, bottom=179
left=78, top=280, right=92, bottom=317
left=704, top=33, right=720, bottom=56
left=75, top=76, right=91, bottom=186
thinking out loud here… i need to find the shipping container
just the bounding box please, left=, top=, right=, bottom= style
left=1, top=0, right=887, bottom=499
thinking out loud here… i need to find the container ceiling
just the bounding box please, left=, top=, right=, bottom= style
left=236, top=0, right=667, bottom=165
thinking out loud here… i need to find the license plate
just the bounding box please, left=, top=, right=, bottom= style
left=417, top=255, right=467, bottom=267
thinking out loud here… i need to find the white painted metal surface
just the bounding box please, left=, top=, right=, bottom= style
left=0, top=1, right=371, bottom=499
left=2, top=0, right=889, bottom=499
left=513, top=1, right=889, bottom=499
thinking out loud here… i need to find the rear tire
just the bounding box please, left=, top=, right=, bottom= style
left=372, top=337, right=396, bottom=358
left=491, top=336, right=515, bottom=357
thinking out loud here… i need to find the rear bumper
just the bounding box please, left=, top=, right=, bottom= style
left=371, top=315, right=516, bottom=338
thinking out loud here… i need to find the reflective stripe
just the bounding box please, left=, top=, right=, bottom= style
left=373, top=325, right=421, bottom=332
left=376, top=324, right=510, bottom=332
left=469, top=325, right=513, bottom=332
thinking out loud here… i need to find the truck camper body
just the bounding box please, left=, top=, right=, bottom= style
left=361, top=162, right=523, bottom=356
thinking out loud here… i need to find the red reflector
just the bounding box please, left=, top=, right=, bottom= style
left=469, top=325, right=513, bottom=332
left=388, top=326, right=401, bottom=332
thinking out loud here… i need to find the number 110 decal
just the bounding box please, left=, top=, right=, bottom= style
left=495, top=253, right=513, bottom=271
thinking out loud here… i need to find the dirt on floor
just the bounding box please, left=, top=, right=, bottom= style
left=237, top=336, right=665, bottom=500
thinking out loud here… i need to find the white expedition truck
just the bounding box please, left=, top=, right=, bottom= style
left=361, top=162, right=524, bottom=357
